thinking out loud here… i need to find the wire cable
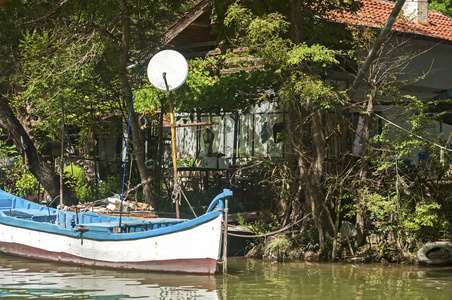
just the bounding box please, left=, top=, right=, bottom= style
left=373, top=112, right=452, bottom=153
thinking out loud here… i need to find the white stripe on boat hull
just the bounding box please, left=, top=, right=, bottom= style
left=0, top=215, right=222, bottom=274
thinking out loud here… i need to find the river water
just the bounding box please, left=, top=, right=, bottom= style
left=1, top=253, right=452, bottom=299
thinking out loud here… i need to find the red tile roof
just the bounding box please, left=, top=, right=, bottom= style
left=330, top=0, right=452, bottom=41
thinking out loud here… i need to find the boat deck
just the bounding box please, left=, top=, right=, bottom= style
left=0, top=207, right=187, bottom=234
left=1, top=208, right=55, bottom=221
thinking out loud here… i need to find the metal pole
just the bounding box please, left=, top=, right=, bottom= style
left=60, top=96, right=65, bottom=206
left=70, top=159, right=77, bottom=204
left=223, top=199, right=228, bottom=274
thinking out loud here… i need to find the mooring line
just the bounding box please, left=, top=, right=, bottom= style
left=227, top=211, right=313, bottom=238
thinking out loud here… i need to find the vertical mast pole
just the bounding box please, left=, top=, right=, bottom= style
left=223, top=199, right=229, bottom=274
left=164, top=73, right=180, bottom=219
left=60, top=96, right=65, bottom=206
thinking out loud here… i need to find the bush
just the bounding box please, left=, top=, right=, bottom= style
left=64, top=162, right=92, bottom=203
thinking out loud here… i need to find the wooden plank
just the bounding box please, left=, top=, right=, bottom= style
left=137, top=0, right=210, bottom=65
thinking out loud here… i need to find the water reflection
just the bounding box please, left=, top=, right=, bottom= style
left=2, top=254, right=452, bottom=299
left=0, top=253, right=218, bottom=299
left=218, top=258, right=452, bottom=300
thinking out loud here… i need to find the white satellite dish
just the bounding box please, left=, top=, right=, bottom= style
left=147, top=50, right=188, bottom=92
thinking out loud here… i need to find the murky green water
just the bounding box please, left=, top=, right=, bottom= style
left=1, top=254, right=452, bottom=299
left=221, top=258, right=452, bottom=299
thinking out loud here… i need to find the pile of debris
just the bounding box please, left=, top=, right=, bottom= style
left=57, top=195, right=155, bottom=218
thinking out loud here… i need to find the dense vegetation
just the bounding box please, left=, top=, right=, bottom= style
left=429, top=0, right=452, bottom=18
left=1, top=0, right=452, bottom=262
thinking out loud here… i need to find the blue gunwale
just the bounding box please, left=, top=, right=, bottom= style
left=0, top=189, right=231, bottom=241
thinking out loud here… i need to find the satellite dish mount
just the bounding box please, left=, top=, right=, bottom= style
left=148, top=50, right=188, bottom=219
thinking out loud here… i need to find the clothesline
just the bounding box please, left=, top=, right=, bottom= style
left=373, top=112, right=452, bottom=153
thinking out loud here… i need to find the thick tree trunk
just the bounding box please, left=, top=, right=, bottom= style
left=306, top=101, right=335, bottom=251
left=15, top=100, right=39, bottom=150
left=355, top=91, right=376, bottom=246
left=289, top=0, right=303, bottom=44
left=359, top=92, right=375, bottom=178
left=117, top=0, right=155, bottom=208
left=289, top=100, right=334, bottom=252
left=0, top=97, right=74, bottom=205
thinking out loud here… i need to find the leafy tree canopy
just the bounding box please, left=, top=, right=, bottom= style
left=1, top=0, right=190, bottom=149
left=429, top=0, right=452, bottom=18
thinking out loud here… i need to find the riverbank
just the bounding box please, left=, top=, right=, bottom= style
left=241, top=232, right=426, bottom=265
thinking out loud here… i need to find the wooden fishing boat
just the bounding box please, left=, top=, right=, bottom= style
left=0, top=188, right=231, bottom=274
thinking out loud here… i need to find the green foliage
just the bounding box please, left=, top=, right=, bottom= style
left=239, top=213, right=277, bottom=236
left=133, top=81, right=164, bottom=113
left=1, top=0, right=192, bottom=152
left=0, top=158, right=40, bottom=197
left=429, top=0, right=452, bottom=18
left=211, top=1, right=365, bottom=251
left=64, top=163, right=89, bottom=203
left=0, top=130, right=40, bottom=196
left=133, top=56, right=270, bottom=115
left=287, top=43, right=339, bottom=67
left=264, top=235, right=292, bottom=261
left=97, top=174, right=123, bottom=199
left=222, top=2, right=347, bottom=113
left=354, top=96, right=452, bottom=245
left=15, top=163, right=41, bottom=197
left=358, top=182, right=442, bottom=245
left=214, top=0, right=363, bottom=46
left=62, top=161, right=122, bottom=203
left=63, top=160, right=106, bottom=203
left=0, top=0, right=193, bottom=207
left=0, top=130, right=16, bottom=159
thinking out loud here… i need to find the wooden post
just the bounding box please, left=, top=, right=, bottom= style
left=232, top=113, right=238, bottom=167
left=162, top=70, right=217, bottom=220
left=223, top=199, right=228, bottom=274
left=168, top=91, right=180, bottom=219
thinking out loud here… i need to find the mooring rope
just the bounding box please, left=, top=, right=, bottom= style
left=171, top=183, right=181, bottom=204
left=180, top=188, right=197, bottom=218
left=227, top=211, right=313, bottom=238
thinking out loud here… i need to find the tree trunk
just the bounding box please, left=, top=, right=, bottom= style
left=15, top=99, right=39, bottom=150
left=117, top=0, right=155, bottom=208
left=359, top=91, right=375, bottom=179
left=289, top=99, right=334, bottom=252
left=0, top=97, right=74, bottom=205
left=307, top=99, right=335, bottom=240
left=355, top=90, right=376, bottom=246
left=289, top=0, right=303, bottom=44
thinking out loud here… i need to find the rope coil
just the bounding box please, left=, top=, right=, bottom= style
left=171, top=183, right=181, bottom=204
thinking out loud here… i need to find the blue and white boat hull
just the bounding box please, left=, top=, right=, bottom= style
left=0, top=189, right=231, bottom=274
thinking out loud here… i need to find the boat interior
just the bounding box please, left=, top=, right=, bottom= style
left=0, top=195, right=187, bottom=233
